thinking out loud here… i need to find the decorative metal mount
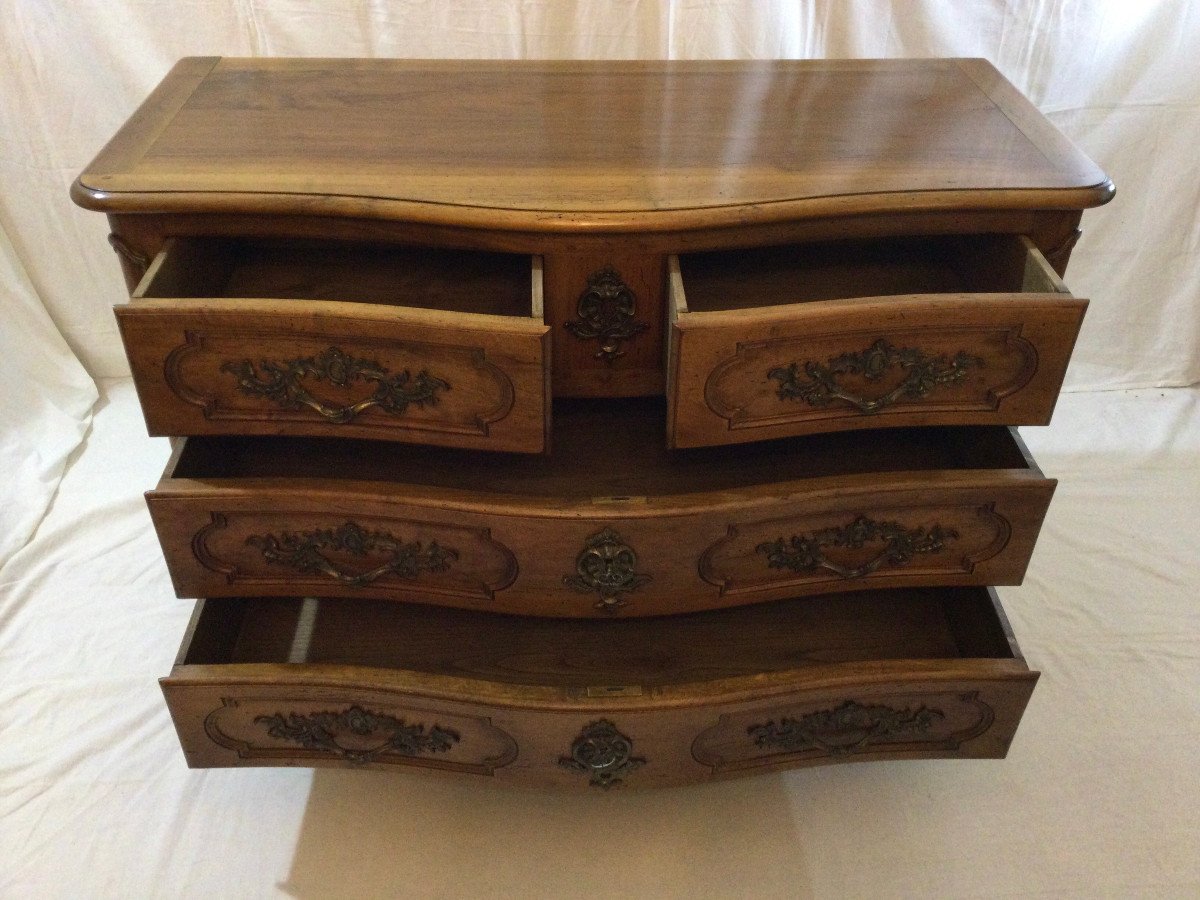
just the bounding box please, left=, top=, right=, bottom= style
left=221, top=346, right=449, bottom=423
left=1044, top=229, right=1082, bottom=274
left=562, top=528, right=652, bottom=612
left=107, top=233, right=149, bottom=277
left=247, top=520, right=458, bottom=587
left=255, top=705, right=459, bottom=764
left=564, top=266, right=649, bottom=362
left=748, top=700, right=945, bottom=756
left=558, top=719, right=646, bottom=788
left=755, top=515, right=958, bottom=580
left=768, top=338, right=983, bottom=414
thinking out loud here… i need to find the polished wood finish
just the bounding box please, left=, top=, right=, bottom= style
left=75, top=58, right=1111, bottom=232
left=161, top=587, right=1038, bottom=788
left=147, top=400, right=1054, bottom=617
left=118, top=237, right=550, bottom=451
left=73, top=58, right=1114, bottom=784
left=543, top=252, right=665, bottom=397
left=668, top=234, right=1086, bottom=446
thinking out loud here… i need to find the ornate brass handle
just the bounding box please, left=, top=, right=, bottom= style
left=247, top=521, right=457, bottom=587
left=564, top=266, right=649, bottom=362
left=558, top=719, right=646, bottom=788
left=256, top=705, right=459, bottom=764
left=562, top=528, right=652, bottom=612
left=768, top=338, right=982, bottom=414
left=222, top=346, right=449, bottom=423
left=756, top=515, right=957, bottom=579
left=748, top=701, right=945, bottom=756
left=107, top=233, right=150, bottom=275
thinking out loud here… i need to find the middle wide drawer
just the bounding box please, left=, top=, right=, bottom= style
left=149, top=399, right=1054, bottom=618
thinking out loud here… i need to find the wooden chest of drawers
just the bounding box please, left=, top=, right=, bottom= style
left=74, top=57, right=1112, bottom=789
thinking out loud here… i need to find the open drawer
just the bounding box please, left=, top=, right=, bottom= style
left=161, top=586, right=1039, bottom=788
left=118, top=237, right=550, bottom=452
left=148, top=398, right=1055, bottom=617
left=667, top=234, right=1087, bottom=448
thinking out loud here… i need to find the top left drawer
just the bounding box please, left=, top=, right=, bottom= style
left=117, top=237, right=551, bottom=453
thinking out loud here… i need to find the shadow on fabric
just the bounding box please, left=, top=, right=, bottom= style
left=277, top=768, right=814, bottom=898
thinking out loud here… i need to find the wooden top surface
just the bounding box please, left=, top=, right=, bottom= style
left=74, top=57, right=1113, bottom=232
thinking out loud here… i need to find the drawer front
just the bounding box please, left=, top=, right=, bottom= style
left=688, top=678, right=1037, bottom=777
left=668, top=296, right=1086, bottom=448
left=118, top=300, right=551, bottom=452
left=165, top=683, right=520, bottom=775
left=150, top=476, right=1053, bottom=617
left=163, top=670, right=1036, bottom=788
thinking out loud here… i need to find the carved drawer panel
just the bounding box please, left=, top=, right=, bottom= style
left=162, top=587, right=1037, bottom=787
left=667, top=234, right=1086, bottom=447
left=689, top=685, right=1031, bottom=775
left=118, top=237, right=550, bottom=452
left=149, top=415, right=1054, bottom=616
left=179, top=692, right=520, bottom=775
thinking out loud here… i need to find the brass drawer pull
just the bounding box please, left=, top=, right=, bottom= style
left=562, top=527, right=652, bottom=612
left=749, top=700, right=945, bottom=756
left=559, top=719, right=645, bottom=788
left=756, top=515, right=957, bottom=580
left=107, top=233, right=150, bottom=275
left=222, top=345, right=449, bottom=423
left=248, top=520, right=458, bottom=587
left=564, top=266, right=649, bottom=362
left=255, top=705, right=459, bottom=764
left=768, top=338, right=982, bottom=414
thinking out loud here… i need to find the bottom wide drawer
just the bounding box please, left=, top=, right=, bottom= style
left=162, top=587, right=1038, bottom=789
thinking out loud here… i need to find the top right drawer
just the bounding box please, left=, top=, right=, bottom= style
left=666, top=234, right=1085, bottom=448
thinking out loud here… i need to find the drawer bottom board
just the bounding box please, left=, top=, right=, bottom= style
left=162, top=587, right=1038, bottom=789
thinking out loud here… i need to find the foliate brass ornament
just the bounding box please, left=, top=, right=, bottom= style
left=564, top=266, right=649, bottom=362
left=558, top=719, right=646, bottom=788
left=247, top=520, right=458, bottom=587
left=1044, top=228, right=1082, bottom=273
left=106, top=233, right=150, bottom=275
left=221, top=345, right=449, bottom=423
left=768, top=338, right=983, bottom=414
left=255, top=705, right=459, bottom=764
left=748, top=701, right=945, bottom=756
left=755, top=515, right=958, bottom=580
left=562, top=528, right=652, bottom=612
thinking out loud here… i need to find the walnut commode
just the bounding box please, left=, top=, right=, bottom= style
left=74, top=58, right=1112, bottom=789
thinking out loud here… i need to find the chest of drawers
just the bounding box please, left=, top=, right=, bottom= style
left=74, top=57, right=1112, bottom=789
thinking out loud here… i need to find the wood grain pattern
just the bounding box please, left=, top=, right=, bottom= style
left=199, top=694, right=518, bottom=775
left=691, top=690, right=999, bottom=772
left=543, top=252, right=665, bottom=397
left=102, top=207, right=1086, bottom=265
left=74, top=58, right=1112, bottom=233
left=118, top=238, right=550, bottom=451
left=71, top=58, right=1113, bottom=787
left=161, top=587, right=1038, bottom=787
left=147, top=404, right=1054, bottom=616
left=668, top=235, right=1086, bottom=447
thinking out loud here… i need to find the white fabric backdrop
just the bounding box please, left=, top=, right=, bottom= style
left=1, top=3, right=1199, bottom=895
left=3, top=0, right=1199, bottom=386
left=2, top=0, right=1200, bottom=384
left=2, top=1, right=1199, bottom=564
left=3, top=1, right=1199, bottom=567
left=3, top=380, right=1198, bottom=899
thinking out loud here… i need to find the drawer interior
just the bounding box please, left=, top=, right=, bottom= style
left=168, top=398, right=1037, bottom=496
left=135, top=236, right=537, bottom=318
left=677, top=233, right=1068, bottom=313
left=179, top=587, right=1021, bottom=687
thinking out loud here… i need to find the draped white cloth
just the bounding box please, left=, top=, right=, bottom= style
left=1, top=2, right=1198, bottom=896
left=2, top=381, right=1197, bottom=898
left=2, top=1, right=1199, bottom=562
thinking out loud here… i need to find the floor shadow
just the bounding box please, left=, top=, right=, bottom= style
left=277, top=767, right=815, bottom=900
